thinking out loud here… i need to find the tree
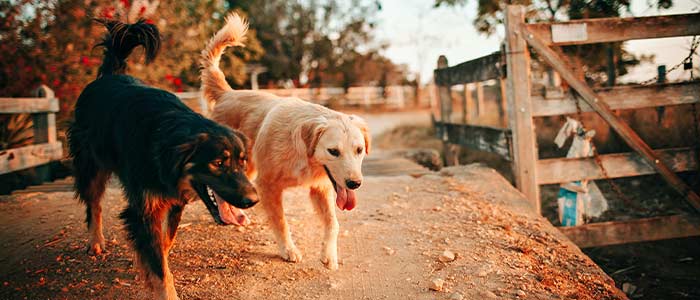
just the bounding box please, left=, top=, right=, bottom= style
left=433, top=0, right=671, bottom=85
left=228, top=0, right=395, bottom=88
left=0, top=0, right=264, bottom=122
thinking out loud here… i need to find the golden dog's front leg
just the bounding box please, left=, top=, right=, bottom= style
left=260, top=185, right=303, bottom=262
left=310, top=185, right=339, bottom=270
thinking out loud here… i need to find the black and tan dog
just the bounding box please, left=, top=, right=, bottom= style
left=68, top=19, right=257, bottom=300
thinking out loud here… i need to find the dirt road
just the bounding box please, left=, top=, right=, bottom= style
left=0, top=164, right=625, bottom=300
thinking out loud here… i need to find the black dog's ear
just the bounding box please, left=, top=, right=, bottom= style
left=231, top=130, right=250, bottom=152
left=158, top=133, right=209, bottom=187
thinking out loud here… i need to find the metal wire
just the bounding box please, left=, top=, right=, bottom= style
left=639, top=35, right=699, bottom=85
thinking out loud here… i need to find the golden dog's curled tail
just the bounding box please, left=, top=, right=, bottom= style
left=200, top=13, right=248, bottom=102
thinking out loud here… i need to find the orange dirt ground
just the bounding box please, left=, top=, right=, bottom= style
left=0, top=164, right=627, bottom=300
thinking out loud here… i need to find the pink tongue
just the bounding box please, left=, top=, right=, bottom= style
left=214, top=192, right=250, bottom=226
left=335, top=186, right=357, bottom=211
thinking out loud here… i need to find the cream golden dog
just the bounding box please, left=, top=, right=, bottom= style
left=200, top=14, right=370, bottom=270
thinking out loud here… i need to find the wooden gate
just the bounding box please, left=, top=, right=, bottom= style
left=504, top=5, right=700, bottom=246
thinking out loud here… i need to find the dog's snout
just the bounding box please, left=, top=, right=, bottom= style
left=345, top=179, right=361, bottom=190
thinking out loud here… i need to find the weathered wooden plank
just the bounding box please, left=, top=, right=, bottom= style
left=0, top=142, right=63, bottom=175
left=434, top=122, right=512, bottom=160
left=434, top=52, right=503, bottom=86
left=0, top=97, right=59, bottom=113
left=537, top=147, right=697, bottom=184
left=521, top=18, right=700, bottom=212
left=532, top=82, right=700, bottom=116
left=527, top=13, right=700, bottom=46
left=506, top=6, right=541, bottom=214
left=559, top=215, right=700, bottom=248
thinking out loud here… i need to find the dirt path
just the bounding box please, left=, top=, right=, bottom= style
left=0, top=165, right=625, bottom=300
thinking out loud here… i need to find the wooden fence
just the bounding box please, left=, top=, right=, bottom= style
left=504, top=5, right=700, bottom=246
left=435, top=6, right=700, bottom=247
left=433, top=52, right=512, bottom=165
left=0, top=86, right=63, bottom=175
left=176, top=85, right=419, bottom=116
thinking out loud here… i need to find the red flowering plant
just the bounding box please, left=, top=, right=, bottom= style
left=1, top=0, right=263, bottom=135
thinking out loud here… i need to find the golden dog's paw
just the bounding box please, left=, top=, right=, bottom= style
left=321, top=256, right=339, bottom=270
left=281, top=246, right=303, bottom=263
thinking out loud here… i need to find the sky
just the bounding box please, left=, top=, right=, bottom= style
left=374, top=0, right=700, bottom=83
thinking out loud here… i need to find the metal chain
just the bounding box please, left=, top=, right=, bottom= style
left=572, top=94, right=648, bottom=213
left=639, top=35, right=699, bottom=85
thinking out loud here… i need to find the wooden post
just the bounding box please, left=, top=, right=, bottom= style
left=437, top=55, right=459, bottom=166
left=476, top=82, right=485, bottom=117
left=505, top=5, right=540, bottom=214
left=521, top=18, right=700, bottom=212
left=33, top=85, right=57, bottom=144
left=32, top=85, right=57, bottom=183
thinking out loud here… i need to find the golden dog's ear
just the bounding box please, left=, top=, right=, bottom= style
left=296, top=117, right=328, bottom=157
left=350, top=115, right=371, bottom=155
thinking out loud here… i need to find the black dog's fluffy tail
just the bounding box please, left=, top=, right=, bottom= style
left=95, top=19, right=160, bottom=77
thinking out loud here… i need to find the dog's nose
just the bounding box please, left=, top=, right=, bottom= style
left=345, top=179, right=361, bottom=190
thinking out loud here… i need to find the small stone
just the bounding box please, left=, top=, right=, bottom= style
left=517, top=289, right=526, bottom=297
left=622, top=282, right=637, bottom=295
left=429, top=278, right=444, bottom=291
left=382, top=246, right=395, bottom=255
left=450, top=292, right=463, bottom=300
left=439, top=250, right=456, bottom=262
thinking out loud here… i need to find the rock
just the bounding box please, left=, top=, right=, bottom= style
left=382, top=246, right=395, bottom=255
left=439, top=250, right=456, bottom=262
left=429, top=278, right=444, bottom=291
left=622, top=282, right=637, bottom=295
left=449, top=292, right=463, bottom=300
left=516, top=289, right=526, bottom=297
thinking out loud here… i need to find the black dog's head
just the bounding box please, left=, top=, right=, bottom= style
left=168, top=128, right=257, bottom=224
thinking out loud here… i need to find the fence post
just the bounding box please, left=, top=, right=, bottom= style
left=32, top=85, right=58, bottom=183
left=436, top=55, right=460, bottom=166
left=505, top=5, right=540, bottom=214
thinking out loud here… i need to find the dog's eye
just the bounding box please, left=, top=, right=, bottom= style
left=356, top=147, right=363, bottom=154
left=327, top=148, right=340, bottom=157
left=213, top=160, right=225, bottom=168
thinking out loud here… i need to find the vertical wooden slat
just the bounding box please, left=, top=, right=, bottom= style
left=462, top=84, right=468, bottom=124
left=465, top=83, right=475, bottom=121
left=505, top=5, right=540, bottom=214
left=476, top=82, right=485, bottom=117
left=521, top=22, right=700, bottom=212
left=498, top=78, right=508, bottom=127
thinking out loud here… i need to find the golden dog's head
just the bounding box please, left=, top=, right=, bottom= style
left=299, top=114, right=370, bottom=210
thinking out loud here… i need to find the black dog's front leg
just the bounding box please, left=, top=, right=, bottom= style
left=121, top=199, right=178, bottom=300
